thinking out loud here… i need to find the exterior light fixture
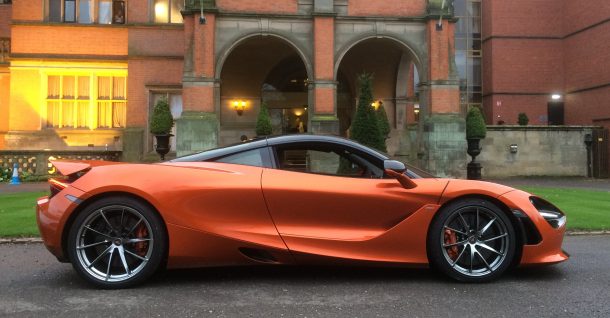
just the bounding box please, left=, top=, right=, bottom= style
left=371, top=100, right=383, bottom=110
left=551, top=94, right=562, bottom=100
left=232, top=100, right=246, bottom=116
left=414, top=103, right=420, bottom=122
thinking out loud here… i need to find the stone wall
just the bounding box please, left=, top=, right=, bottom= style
left=477, top=126, right=594, bottom=178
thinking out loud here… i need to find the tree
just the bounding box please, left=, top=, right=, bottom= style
left=376, top=102, right=391, bottom=139
left=256, top=102, right=273, bottom=136
left=466, top=106, right=487, bottom=139
left=518, top=112, right=529, bottom=126
left=150, top=97, right=173, bottom=135
left=351, top=73, right=386, bottom=152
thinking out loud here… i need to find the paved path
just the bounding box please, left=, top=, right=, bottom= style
left=0, top=235, right=608, bottom=317
left=0, top=182, right=47, bottom=194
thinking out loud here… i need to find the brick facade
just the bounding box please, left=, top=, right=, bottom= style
left=483, top=0, right=610, bottom=126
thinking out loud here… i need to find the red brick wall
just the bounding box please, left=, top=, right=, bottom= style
left=565, top=88, right=610, bottom=125
left=183, top=86, right=214, bottom=112
left=485, top=95, right=549, bottom=125
left=12, top=25, right=128, bottom=56
left=487, top=39, right=563, bottom=93
left=483, top=0, right=563, bottom=38
left=562, top=0, right=610, bottom=35
left=563, top=23, right=610, bottom=93
left=11, top=0, right=42, bottom=21
left=127, top=0, right=149, bottom=24
left=216, top=0, right=297, bottom=14
left=127, top=59, right=184, bottom=126
left=194, top=13, right=215, bottom=77
left=0, top=70, right=9, bottom=133
left=483, top=0, right=610, bottom=125
left=314, top=17, right=333, bottom=80
left=348, top=0, right=425, bottom=17
left=0, top=5, right=11, bottom=37
left=128, top=27, right=184, bottom=57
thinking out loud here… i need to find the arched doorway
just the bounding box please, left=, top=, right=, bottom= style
left=218, top=36, right=310, bottom=145
left=336, top=37, right=422, bottom=156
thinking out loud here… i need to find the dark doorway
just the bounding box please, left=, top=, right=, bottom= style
left=547, top=102, right=564, bottom=125
left=592, top=128, right=609, bottom=178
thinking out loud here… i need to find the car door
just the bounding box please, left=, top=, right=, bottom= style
left=261, top=142, right=447, bottom=264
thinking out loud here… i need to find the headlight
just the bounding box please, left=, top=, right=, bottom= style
left=530, top=196, right=566, bottom=229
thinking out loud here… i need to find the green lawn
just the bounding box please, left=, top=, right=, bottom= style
left=520, top=186, right=610, bottom=231
left=0, top=187, right=609, bottom=237
left=0, top=191, right=46, bottom=237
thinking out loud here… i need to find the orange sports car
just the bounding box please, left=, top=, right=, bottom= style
left=36, top=135, right=568, bottom=288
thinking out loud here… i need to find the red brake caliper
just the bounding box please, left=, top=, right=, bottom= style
left=444, top=229, right=459, bottom=260
left=135, top=225, right=148, bottom=256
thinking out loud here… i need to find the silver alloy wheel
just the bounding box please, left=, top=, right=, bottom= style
left=74, top=205, right=154, bottom=283
left=441, top=206, right=510, bottom=277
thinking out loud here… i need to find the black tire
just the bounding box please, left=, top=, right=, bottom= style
left=67, top=196, right=166, bottom=289
left=427, top=198, right=516, bottom=283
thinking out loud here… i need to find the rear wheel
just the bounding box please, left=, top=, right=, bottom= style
left=67, top=196, right=166, bottom=288
left=428, top=198, right=516, bottom=282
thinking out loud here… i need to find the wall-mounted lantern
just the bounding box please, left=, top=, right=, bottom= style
left=414, top=103, right=420, bottom=122
left=232, top=100, right=247, bottom=116
left=371, top=100, right=383, bottom=110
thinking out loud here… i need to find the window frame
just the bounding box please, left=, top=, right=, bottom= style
left=212, top=147, right=274, bottom=169
left=46, top=0, right=126, bottom=24
left=150, top=0, right=184, bottom=24
left=271, top=142, right=385, bottom=179
left=43, top=70, right=127, bottom=130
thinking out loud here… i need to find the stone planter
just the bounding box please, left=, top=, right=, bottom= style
left=154, top=134, right=173, bottom=161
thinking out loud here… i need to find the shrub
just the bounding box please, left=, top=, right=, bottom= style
left=466, top=106, right=486, bottom=139
left=518, top=112, right=529, bottom=126
left=351, top=73, right=386, bottom=152
left=376, top=103, right=391, bottom=139
left=150, top=98, right=173, bottom=135
left=256, top=102, right=273, bottom=136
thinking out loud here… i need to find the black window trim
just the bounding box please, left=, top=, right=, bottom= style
left=270, top=141, right=385, bottom=179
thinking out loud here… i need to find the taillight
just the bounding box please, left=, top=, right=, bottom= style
left=49, top=178, right=69, bottom=199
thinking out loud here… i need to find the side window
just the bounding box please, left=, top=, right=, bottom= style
left=215, top=148, right=265, bottom=167
left=275, top=145, right=383, bottom=178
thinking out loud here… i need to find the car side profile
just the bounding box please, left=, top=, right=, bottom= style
left=36, top=135, right=568, bottom=288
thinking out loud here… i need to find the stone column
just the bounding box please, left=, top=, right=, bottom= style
left=421, top=1, right=465, bottom=178
left=176, top=11, right=219, bottom=157
left=310, top=1, right=339, bottom=135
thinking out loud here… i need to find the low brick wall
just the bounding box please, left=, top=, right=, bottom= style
left=477, top=126, right=595, bottom=178
left=0, top=150, right=121, bottom=176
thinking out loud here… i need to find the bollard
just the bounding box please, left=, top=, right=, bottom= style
left=9, top=162, right=21, bottom=185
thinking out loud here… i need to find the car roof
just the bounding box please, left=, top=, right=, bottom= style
left=171, top=134, right=390, bottom=162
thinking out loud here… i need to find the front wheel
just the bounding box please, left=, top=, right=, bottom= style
left=67, top=196, right=166, bottom=288
left=428, top=198, right=516, bottom=282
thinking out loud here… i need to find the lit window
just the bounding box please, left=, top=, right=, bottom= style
left=47, top=0, right=125, bottom=24
left=153, top=0, right=183, bottom=24
left=47, top=75, right=91, bottom=128
left=97, top=76, right=127, bottom=128
left=46, top=74, right=127, bottom=129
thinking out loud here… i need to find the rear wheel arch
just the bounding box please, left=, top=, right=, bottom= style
left=61, top=191, right=169, bottom=267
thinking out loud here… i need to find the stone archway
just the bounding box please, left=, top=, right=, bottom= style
left=217, top=36, right=311, bottom=145
left=335, top=37, right=423, bottom=158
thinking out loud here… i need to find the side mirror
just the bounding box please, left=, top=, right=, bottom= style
left=384, top=160, right=406, bottom=173
left=384, top=160, right=417, bottom=189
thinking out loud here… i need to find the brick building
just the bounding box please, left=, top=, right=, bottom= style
left=481, top=0, right=610, bottom=130
left=0, top=0, right=608, bottom=178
